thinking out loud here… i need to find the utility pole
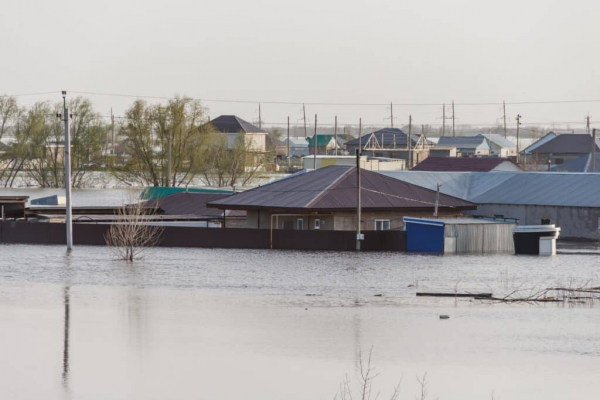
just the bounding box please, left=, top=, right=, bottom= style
left=592, top=128, right=596, bottom=173
left=516, top=114, right=522, bottom=165
left=408, top=115, right=412, bottom=170
left=356, top=147, right=362, bottom=251
left=258, top=103, right=262, bottom=129
left=442, top=103, right=446, bottom=137
left=358, top=118, right=362, bottom=159
left=303, top=103, right=307, bottom=138
left=166, top=129, right=172, bottom=187
left=390, top=101, right=394, bottom=128
left=503, top=101, right=507, bottom=138
left=334, top=115, right=338, bottom=156
left=586, top=114, right=591, bottom=136
left=452, top=100, right=456, bottom=137
left=61, top=91, right=73, bottom=251
left=313, top=114, right=317, bottom=169
left=110, top=108, right=115, bottom=155
left=433, top=183, right=441, bottom=217
left=287, top=116, right=290, bottom=169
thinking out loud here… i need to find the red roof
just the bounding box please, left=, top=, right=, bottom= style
left=208, top=166, right=475, bottom=212
left=411, top=157, right=516, bottom=172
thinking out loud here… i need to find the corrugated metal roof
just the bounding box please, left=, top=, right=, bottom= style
left=551, top=153, right=600, bottom=173
left=411, top=157, right=514, bottom=172
left=345, top=128, right=419, bottom=148
left=477, top=134, right=516, bottom=148
left=145, top=192, right=245, bottom=218
left=203, top=115, right=266, bottom=134
left=437, top=136, right=489, bottom=150
left=307, top=134, right=337, bottom=147
left=530, top=134, right=600, bottom=154
left=382, top=171, right=600, bottom=208
left=208, top=166, right=475, bottom=211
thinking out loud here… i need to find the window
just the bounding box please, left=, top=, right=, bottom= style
left=314, top=219, right=321, bottom=230
left=296, top=218, right=304, bottom=230
left=375, top=219, right=391, bottom=231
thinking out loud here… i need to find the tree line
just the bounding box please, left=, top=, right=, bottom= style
left=0, top=95, right=268, bottom=188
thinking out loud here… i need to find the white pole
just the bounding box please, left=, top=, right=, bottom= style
left=62, top=91, right=73, bottom=251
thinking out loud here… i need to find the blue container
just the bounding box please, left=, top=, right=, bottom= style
left=404, top=217, right=445, bottom=253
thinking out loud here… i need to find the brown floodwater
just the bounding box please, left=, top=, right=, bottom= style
left=0, top=244, right=599, bottom=399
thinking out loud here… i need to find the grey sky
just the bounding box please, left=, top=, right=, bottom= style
left=2, top=0, right=599, bottom=131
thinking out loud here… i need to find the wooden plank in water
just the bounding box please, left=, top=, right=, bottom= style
left=416, top=292, right=492, bottom=298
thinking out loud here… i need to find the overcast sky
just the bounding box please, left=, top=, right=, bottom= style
left=2, top=0, right=600, bottom=131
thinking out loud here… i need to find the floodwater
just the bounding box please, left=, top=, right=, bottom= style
left=0, top=245, right=599, bottom=400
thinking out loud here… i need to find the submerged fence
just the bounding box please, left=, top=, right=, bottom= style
left=0, top=221, right=406, bottom=252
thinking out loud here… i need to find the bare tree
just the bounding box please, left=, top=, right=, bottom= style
left=104, top=195, right=163, bottom=262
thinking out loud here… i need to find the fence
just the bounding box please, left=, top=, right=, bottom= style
left=0, top=221, right=406, bottom=252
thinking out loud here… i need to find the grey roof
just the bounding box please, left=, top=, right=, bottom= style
left=381, top=171, right=600, bottom=208
left=529, top=134, right=600, bottom=155
left=550, top=153, right=600, bottom=173
left=477, top=134, right=516, bottom=148
left=204, top=115, right=267, bottom=134
left=521, top=132, right=557, bottom=154
left=411, top=157, right=517, bottom=172
left=208, top=166, right=475, bottom=211
left=437, top=136, right=489, bottom=150
left=345, top=128, right=419, bottom=148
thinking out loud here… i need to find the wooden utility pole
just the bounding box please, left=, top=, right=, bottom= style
left=356, top=147, right=362, bottom=251
left=592, top=128, right=596, bottom=173
left=358, top=117, right=362, bottom=156
left=452, top=100, right=456, bottom=137
left=408, top=115, right=412, bottom=169
left=287, top=116, right=290, bottom=168
left=303, top=103, right=307, bottom=138
left=313, top=114, right=317, bottom=169
left=433, top=183, right=441, bottom=217
left=516, top=114, right=522, bottom=164
left=503, top=100, right=507, bottom=138
left=61, top=91, right=73, bottom=251
left=586, top=114, right=591, bottom=135
left=258, top=104, right=262, bottom=129
left=110, top=108, right=115, bottom=155
left=334, top=115, right=338, bottom=156
left=390, top=102, right=394, bottom=128
left=442, top=103, right=446, bottom=137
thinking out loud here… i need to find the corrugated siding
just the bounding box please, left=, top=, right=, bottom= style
left=444, top=223, right=515, bottom=254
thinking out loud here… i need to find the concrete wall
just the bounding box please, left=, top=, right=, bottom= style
left=469, top=204, right=600, bottom=240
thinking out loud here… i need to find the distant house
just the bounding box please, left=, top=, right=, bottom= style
left=277, top=136, right=309, bottom=158
left=202, top=115, right=268, bottom=152
left=412, top=157, right=520, bottom=172
left=477, top=134, right=517, bottom=157
left=521, top=133, right=600, bottom=169
left=307, top=134, right=341, bottom=155
left=344, top=128, right=432, bottom=167
left=436, top=136, right=490, bottom=157
left=207, top=166, right=476, bottom=231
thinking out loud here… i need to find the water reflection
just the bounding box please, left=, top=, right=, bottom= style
left=62, top=286, right=70, bottom=391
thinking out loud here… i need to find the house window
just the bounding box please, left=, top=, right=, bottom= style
left=314, top=219, right=321, bottom=230
left=296, top=218, right=304, bottom=230
left=375, top=219, right=391, bottom=231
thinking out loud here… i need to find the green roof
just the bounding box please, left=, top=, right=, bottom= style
left=307, top=134, right=336, bottom=147
left=141, top=186, right=233, bottom=200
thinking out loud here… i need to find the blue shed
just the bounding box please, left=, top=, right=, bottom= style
left=404, top=217, right=516, bottom=254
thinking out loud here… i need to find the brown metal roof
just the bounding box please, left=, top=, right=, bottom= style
left=208, top=166, right=475, bottom=212
left=146, top=192, right=245, bottom=218
left=411, top=157, right=516, bottom=172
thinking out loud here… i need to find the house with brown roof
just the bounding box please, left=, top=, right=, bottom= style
left=412, top=157, right=520, bottom=172
left=207, top=166, right=476, bottom=231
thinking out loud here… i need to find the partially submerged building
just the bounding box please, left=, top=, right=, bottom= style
left=208, top=166, right=476, bottom=231
left=383, top=171, right=600, bottom=240
left=202, top=115, right=268, bottom=152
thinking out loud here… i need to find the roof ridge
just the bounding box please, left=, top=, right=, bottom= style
left=305, top=166, right=354, bottom=208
